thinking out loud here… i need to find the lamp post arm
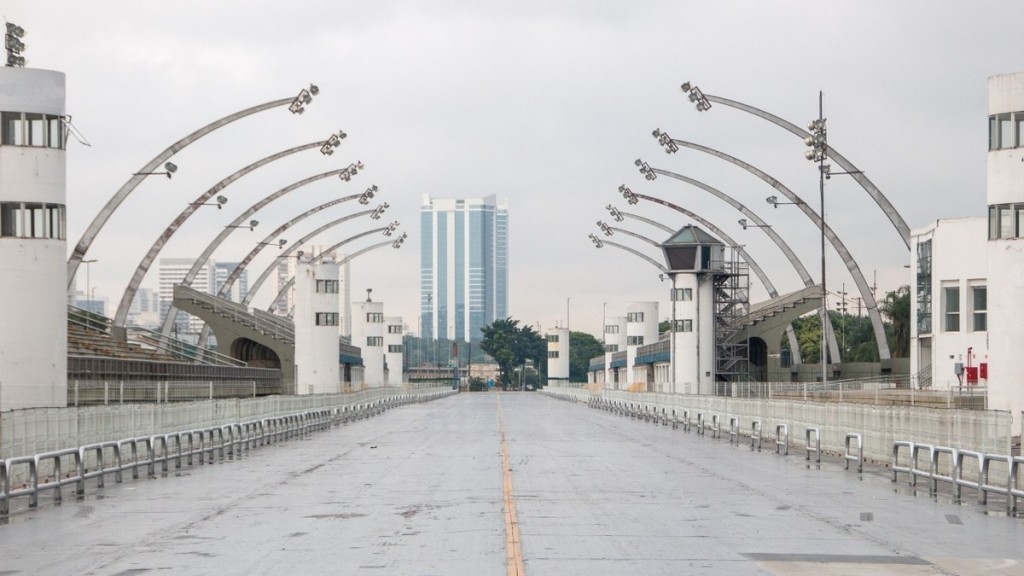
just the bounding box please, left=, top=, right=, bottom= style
left=597, top=239, right=669, bottom=274
left=607, top=226, right=662, bottom=249
left=113, top=140, right=324, bottom=328
left=618, top=211, right=674, bottom=235
left=703, top=93, right=910, bottom=248
left=67, top=95, right=296, bottom=291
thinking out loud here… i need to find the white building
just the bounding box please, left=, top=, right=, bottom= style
left=910, top=218, right=988, bottom=391
left=625, top=301, right=659, bottom=390
left=909, top=71, right=1024, bottom=418
left=352, top=298, right=386, bottom=387
left=602, top=314, right=626, bottom=389
left=546, top=327, right=570, bottom=383
left=384, top=315, right=404, bottom=387
left=0, top=64, right=68, bottom=410
left=293, top=252, right=341, bottom=394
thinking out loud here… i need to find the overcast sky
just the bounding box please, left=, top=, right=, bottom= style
left=9, top=0, right=1024, bottom=337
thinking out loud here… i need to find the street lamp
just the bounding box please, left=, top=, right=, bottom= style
left=134, top=162, right=178, bottom=179
left=737, top=218, right=771, bottom=230
left=765, top=195, right=805, bottom=208
left=226, top=219, right=259, bottom=232
left=190, top=195, right=227, bottom=209
left=805, top=92, right=829, bottom=387
left=257, top=239, right=287, bottom=249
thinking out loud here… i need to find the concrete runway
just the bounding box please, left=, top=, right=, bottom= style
left=1, top=392, right=1021, bottom=575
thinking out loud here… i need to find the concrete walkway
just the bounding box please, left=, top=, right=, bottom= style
left=0, top=392, right=1021, bottom=575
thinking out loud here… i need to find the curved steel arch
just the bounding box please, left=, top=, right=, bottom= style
left=699, top=92, right=910, bottom=248
left=113, top=139, right=329, bottom=327
left=267, top=227, right=388, bottom=312
left=593, top=238, right=669, bottom=274
left=657, top=140, right=891, bottom=361
left=68, top=90, right=307, bottom=290
left=160, top=163, right=364, bottom=337
left=284, top=238, right=399, bottom=319
left=606, top=226, right=662, bottom=249
left=195, top=206, right=376, bottom=348
left=647, top=166, right=839, bottom=363
left=616, top=203, right=803, bottom=365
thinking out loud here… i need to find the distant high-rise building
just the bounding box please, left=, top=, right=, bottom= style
left=214, top=261, right=248, bottom=302
left=420, top=194, right=508, bottom=342
left=158, top=257, right=214, bottom=335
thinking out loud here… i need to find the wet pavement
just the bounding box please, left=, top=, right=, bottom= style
left=1, top=392, right=1021, bottom=575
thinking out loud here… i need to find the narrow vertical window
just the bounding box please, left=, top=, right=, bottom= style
left=943, top=286, right=960, bottom=332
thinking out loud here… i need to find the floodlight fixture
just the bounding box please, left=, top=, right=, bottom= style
left=392, top=231, right=408, bottom=248
left=320, top=129, right=347, bottom=155
left=358, top=183, right=378, bottom=204
left=635, top=159, right=656, bottom=181
left=135, top=161, right=178, bottom=179
left=619, top=184, right=639, bottom=205
left=339, top=161, right=364, bottom=182
left=597, top=220, right=614, bottom=236
left=5, top=22, right=26, bottom=68
left=588, top=233, right=604, bottom=248
left=738, top=218, right=770, bottom=230
left=190, top=195, right=228, bottom=209
left=606, top=204, right=625, bottom=222
left=370, top=202, right=390, bottom=220
left=289, top=83, right=320, bottom=115
left=383, top=220, right=400, bottom=236
left=680, top=81, right=712, bottom=112
left=652, top=128, right=679, bottom=153
left=227, top=219, right=259, bottom=231
left=258, top=239, right=287, bottom=249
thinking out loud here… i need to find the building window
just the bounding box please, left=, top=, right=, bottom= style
left=627, top=335, right=644, bottom=346
left=315, top=312, right=338, bottom=326
left=604, top=325, right=619, bottom=334
left=1, top=111, right=64, bottom=149
left=671, top=288, right=693, bottom=301
left=971, top=285, right=987, bottom=332
left=0, top=202, right=66, bottom=239
left=388, top=324, right=403, bottom=334
left=367, top=336, right=383, bottom=346
left=316, top=279, right=339, bottom=293
left=366, top=312, right=384, bottom=323
left=916, top=239, right=932, bottom=334
left=943, top=286, right=960, bottom=332
left=988, top=202, right=1024, bottom=239
left=988, top=112, right=1024, bottom=150
left=604, top=344, right=618, bottom=353
left=388, top=344, right=403, bottom=353
left=547, top=350, right=559, bottom=358
left=627, top=312, right=644, bottom=322
left=673, top=319, right=693, bottom=332
left=546, top=334, right=559, bottom=343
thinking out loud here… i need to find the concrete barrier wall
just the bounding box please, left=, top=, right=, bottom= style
left=0, top=387, right=441, bottom=460
left=544, top=386, right=1013, bottom=462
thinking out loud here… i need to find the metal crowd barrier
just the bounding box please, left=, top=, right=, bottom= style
left=775, top=424, right=789, bottom=456
left=805, top=428, right=821, bottom=463
left=844, top=433, right=863, bottom=473
left=2, top=390, right=452, bottom=518
left=750, top=421, right=762, bottom=452
left=891, top=440, right=1021, bottom=513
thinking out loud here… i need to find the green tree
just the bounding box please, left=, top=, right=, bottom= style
left=569, top=331, right=604, bottom=382
left=880, top=285, right=910, bottom=358
left=479, top=318, right=545, bottom=387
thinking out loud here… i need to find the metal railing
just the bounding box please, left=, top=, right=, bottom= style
left=892, top=440, right=1022, bottom=513
left=1, top=389, right=457, bottom=518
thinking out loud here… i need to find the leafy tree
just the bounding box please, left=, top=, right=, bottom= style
left=880, top=285, right=910, bottom=358
left=479, top=318, right=545, bottom=387
left=569, top=331, right=604, bottom=382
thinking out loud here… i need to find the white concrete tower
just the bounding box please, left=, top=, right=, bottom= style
left=383, top=315, right=404, bottom=387
left=0, top=65, right=68, bottom=411
left=662, top=226, right=722, bottom=395
left=546, top=327, right=570, bottom=384
left=603, top=314, right=626, bottom=390
left=352, top=295, right=386, bottom=387
left=293, top=252, right=340, bottom=394
left=625, top=302, right=658, bottom=390
left=986, top=72, right=1024, bottom=416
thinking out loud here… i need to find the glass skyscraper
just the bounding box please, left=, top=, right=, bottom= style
left=421, top=194, right=508, bottom=342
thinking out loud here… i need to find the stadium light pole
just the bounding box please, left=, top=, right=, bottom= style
left=67, top=84, right=322, bottom=293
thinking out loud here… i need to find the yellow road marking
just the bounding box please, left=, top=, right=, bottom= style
left=497, top=393, right=525, bottom=576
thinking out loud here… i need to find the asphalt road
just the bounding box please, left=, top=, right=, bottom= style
left=1, top=392, right=1022, bottom=575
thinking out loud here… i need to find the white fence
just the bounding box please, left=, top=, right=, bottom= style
left=543, top=386, right=1013, bottom=462
left=0, top=387, right=442, bottom=461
